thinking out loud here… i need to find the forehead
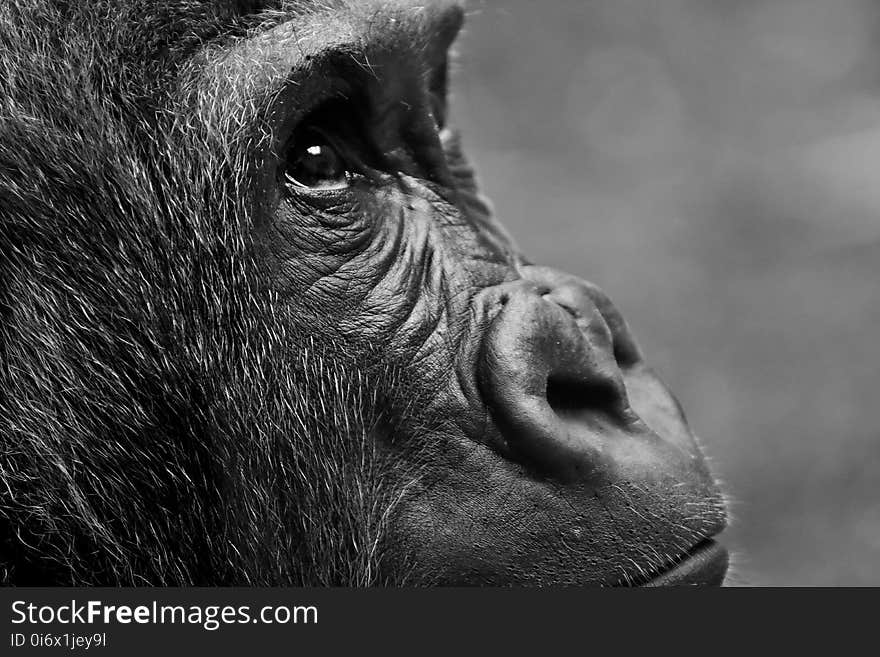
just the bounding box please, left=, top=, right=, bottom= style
left=125, top=0, right=465, bottom=85
left=245, top=0, right=464, bottom=56
left=133, top=0, right=466, bottom=34
left=33, top=1, right=465, bottom=75
left=191, top=0, right=463, bottom=119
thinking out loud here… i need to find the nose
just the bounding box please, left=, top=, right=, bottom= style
left=477, top=266, right=644, bottom=481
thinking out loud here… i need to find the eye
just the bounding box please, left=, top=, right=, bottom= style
left=283, top=129, right=351, bottom=191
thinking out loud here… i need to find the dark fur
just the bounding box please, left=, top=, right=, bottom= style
left=0, top=1, right=422, bottom=585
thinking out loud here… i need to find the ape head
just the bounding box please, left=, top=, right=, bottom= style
left=0, top=0, right=727, bottom=585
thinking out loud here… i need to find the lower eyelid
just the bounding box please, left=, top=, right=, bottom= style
left=285, top=177, right=350, bottom=193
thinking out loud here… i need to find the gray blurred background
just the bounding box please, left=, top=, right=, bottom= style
left=455, top=0, right=880, bottom=586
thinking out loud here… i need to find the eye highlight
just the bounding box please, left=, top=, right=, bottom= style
left=283, top=129, right=351, bottom=191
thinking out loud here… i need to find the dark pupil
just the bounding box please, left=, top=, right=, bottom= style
left=287, top=140, right=346, bottom=188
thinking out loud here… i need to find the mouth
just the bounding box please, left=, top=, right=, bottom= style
left=642, top=539, right=729, bottom=586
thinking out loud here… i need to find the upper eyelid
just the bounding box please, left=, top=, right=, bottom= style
left=293, top=125, right=342, bottom=151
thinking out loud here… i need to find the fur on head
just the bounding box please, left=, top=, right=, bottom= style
left=0, top=0, right=423, bottom=585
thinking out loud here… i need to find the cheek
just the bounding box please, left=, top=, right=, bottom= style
left=261, top=190, right=374, bottom=302
left=262, top=186, right=453, bottom=350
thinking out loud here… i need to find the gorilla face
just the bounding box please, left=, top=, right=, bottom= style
left=0, top=0, right=727, bottom=586
left=255, top=3, right=727, bottom=585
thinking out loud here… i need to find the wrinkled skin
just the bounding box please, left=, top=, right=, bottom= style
left=257, top=0, right=728, bottom=585
left=0, top=0, right=727, bottom=586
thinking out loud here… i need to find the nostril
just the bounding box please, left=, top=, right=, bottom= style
left=546, top=374, right=623, bottom=420
left=476, top=282, right=640, bottom=481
